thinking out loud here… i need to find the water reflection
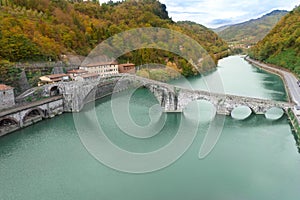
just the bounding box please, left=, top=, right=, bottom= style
left=231, top=106, right=252, bottom=120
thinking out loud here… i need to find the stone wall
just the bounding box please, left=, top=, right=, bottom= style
left=64, top=77, right=137, bottom=112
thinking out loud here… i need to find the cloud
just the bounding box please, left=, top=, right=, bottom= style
left=210, top=19, right=234, bottom=26
left=101, top=0, right=300, bottom=28
left=160, top=0, right=300, bottom=27
left=171, top=11, right=208, bottom=15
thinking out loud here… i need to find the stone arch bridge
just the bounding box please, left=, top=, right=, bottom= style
left=55, top=74, right=293, bottom=116
left=1, top=75, right=292, bottom=137
left=119, top=75, right=293, bottom=115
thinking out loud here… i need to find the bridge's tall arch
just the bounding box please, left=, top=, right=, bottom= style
left=184, top=99, right=216, bottom=122
left=177, top=90, right=219, bottom=113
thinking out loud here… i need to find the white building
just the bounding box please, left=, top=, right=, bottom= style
left=80, top=61, right=119, bottom=78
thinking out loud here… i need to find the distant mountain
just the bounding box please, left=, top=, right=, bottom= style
left=216, top=10, right=288, bottom=46
left=212, top=25, right=231, bottom=33
left=250, top=6, right=300, bottom=74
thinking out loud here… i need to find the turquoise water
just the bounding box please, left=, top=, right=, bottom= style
left=0, top=56, right=299, bottom=200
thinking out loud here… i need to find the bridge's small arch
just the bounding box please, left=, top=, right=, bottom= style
left=231, top=105, right=253, bottom=120
left=49, top=86, right=60, bottom=96
left=23, top=108, right=45, bottom=123
left=0, top=117, right=19, bottom=128
left=184, top=100, right=216, bottom=122
left=265, top=107, right=284, bottom=120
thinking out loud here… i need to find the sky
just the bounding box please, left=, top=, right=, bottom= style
left=101, top=0, right=300, bottom=28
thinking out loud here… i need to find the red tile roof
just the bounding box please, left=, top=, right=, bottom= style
left=67, top=69, right=87, bottom=74
left=46, top=74, right=69, bottom=79
left=0, top=84, right=13, bottom=91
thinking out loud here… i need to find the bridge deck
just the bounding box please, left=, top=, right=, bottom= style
left=0, top=96, right=63, bottom=118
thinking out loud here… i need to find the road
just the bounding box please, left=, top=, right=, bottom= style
left=245, top=57, right=300, bottom=105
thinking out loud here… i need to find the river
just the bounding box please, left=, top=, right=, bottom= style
left=0, top=56, right=299, bottom=200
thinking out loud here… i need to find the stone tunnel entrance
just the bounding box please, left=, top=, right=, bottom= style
left=50, top=86, right=60, bottom=96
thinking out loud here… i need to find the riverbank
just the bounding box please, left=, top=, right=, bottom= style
left=245, top=56, right=300, bottom=139
left=245, top=56, right=292, bottom=102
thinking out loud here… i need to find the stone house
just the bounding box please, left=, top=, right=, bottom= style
left=118, top=63, right=136, bottom=74
left=0, top=84, right=15, bottom=110
left=67, top=69, right=88, bottom=80
left=38, top=74, right=70, bottom=86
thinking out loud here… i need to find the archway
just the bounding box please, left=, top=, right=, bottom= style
left=184, top=100, right=216, bottom=122
left=231, top=105, right=252, bottom=120
left=0, top=118, right=18, bottom=127
left=23, top=108, right=44, bottom=123
left=265, top=107, right=284, bottom=120
left=50, top=86, right=60, bottom=96
left=0, top=117, right=19, bottom=136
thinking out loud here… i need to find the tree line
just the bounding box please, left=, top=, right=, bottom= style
left=249, top=6, right=300, bottom=75
left=0, top=0, right=228, bottom=90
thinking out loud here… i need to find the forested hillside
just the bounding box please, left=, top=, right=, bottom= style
left=177, top=21, right=228, bottom=59
left=250, top=6, right=300, bottom=74
left=0, top=0, right=228, bottom=90
left=217, top=10, right=287, bottom=47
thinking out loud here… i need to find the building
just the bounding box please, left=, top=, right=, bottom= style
left=79, top=61, right=119, bottom=77
left=0, top=84, right=15, bottom=110
left=75, top=73, right=100, bottom=82
left=67, top=69, right=88, bottom=80
left=118, top=63, right=136, bottom=74
left=39, top=74, right=70, bottom=86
